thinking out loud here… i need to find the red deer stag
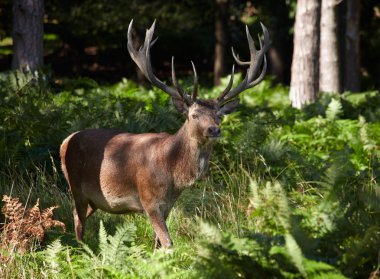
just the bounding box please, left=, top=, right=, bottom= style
left=60, top=20, right=270, bottom=248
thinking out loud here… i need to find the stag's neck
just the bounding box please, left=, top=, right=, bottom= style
left=168, top=121, right=215, bottom=188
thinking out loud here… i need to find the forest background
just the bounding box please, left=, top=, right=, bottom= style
left=0, top=1, right=379, bottom=278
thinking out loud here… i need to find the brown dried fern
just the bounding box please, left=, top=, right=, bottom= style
left=0, top=195, right=65, bottom=253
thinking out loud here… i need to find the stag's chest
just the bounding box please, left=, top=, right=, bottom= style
left=173, top=147, right=211, bottom=188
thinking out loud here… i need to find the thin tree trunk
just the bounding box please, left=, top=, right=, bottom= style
left=344, top=0, right=360, bottom=92
left=319, top=0, right=340, bottom=94
left=268, top=48, right=284, bottom=83
left=12, top=0, right=44, bottom=71
left=266, top=0, right=292, bottom=84
left=290, top=0, right=321, bottom=109
left=214, top=0, right=229, bottom=86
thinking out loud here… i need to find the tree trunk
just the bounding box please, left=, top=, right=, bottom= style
left=319, top=0, right=340, bottom=94
left=213, top=0, right=229, bottom=86
left=289, top=0, right=321, bottom=109
left=268, top=48, right=284, bottom=83
left=12, top=0, right=44, bottom=71
left=266, top=0, right=293, bottom=85
left=344, top=0, right=360, bottom=92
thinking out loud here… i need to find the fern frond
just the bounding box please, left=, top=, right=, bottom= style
left=358, top=116, right=376, bottom=151
left=248, top=179, right=260, bottom=217
left=106, top=222, right=136, bottom=265
left=273, top=182, right=291, bottom=231
left=44, top=239, right=64, bottom=273
left=285, top=233, right=306, bottom=277
left=198, top=220, right=222, bottom=243
left=98, top=220, right=108, bottom=254
left=259, top=139, right=289, bottom=164
left=326, top=98, right=343, bottom=120
left=80, top=242, right=97, bottom=259
left=303, top=258, right=347, bottom=278
left=1, top=195, right=65, bottom=253
left=311, top=273, right=348, bottom=279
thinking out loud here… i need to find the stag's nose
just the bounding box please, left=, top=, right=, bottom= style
left=207, top=126, right=221, bottom=137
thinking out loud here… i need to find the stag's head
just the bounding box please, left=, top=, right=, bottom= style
left=127, top=20, right=270, bottom=141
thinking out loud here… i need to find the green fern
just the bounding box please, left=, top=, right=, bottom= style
left=248, top=179, right=292, bottom=233
left=284, top=233, right=306, bottom=277
left=326, top=98, right=343, bottom=120
left=105, top=221, right=137, bottom=266
left=304, top=259, right=348, bottom=279
left=43, top=239, right=65, bottom=275
left=273, top=181, right=291, bottom=231
left=358, top=116, right=376, bottom=152
left=259, top=139, right=290, bottom=165
left=98, top=220, right=108, bottom=256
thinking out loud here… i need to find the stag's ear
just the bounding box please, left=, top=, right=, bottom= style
left=172, top=98, right=189, bottom=114
left=218, top=99, right=240, bottom=116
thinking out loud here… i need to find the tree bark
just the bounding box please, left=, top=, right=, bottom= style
left=319, top=0, right=340, bottom=94
left=344, top=0, right=360, bottom=92
left=289, top=0, right=321, bottom=109
left=213, top=0, right=229, bottom=86
left=12, top=0, right=44, bottom=71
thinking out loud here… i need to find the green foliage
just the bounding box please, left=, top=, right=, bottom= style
left=0, top=70, right=60, bottom=169
left=195, top=210, right=347, bottom=278
left=0, top=73, right=379, bottom=278
left=40, top=221, right=192, bottom=279
left=325, top=98, right=343, bottom=120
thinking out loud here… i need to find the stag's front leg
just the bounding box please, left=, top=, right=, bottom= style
left=152, top=208, right=172, bottom=249
left=145, top=206, right=172, bottom=248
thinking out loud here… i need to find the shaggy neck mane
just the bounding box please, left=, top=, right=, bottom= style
left=167, top=120, right=215, bottom=188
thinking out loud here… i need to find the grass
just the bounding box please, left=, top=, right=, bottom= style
left=0, top=157, right=250, bottom=249
left=0, top=159, right=253, bottom=278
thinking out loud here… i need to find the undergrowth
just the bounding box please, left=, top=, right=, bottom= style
left=0, top=195, right=65, bottom=254
left=0, top=70, right=379, bottom=278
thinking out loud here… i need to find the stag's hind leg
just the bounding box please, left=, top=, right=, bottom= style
left=72, top=196, right=91, bottom=241
left=86, top=202, right=97, bottom=218
left=73, top=199, right=97, bottom=241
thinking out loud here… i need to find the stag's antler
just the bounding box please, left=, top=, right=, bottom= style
left=127, top=20, right=198, bottom=105
left=217, top=23, right=271, bottom=106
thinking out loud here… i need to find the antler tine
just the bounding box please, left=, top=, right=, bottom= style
left=217, top=64, right=235, bottom=102
left=127, top=20, right=183, bottom=101
left=246, top=25, right=257, bottom=59
left=221, top=74, right=249, bottom=103
left=248, top=55, right=267, bottom=88
left=231, top=47, right=250, bottom=66
left=150, top=36, right=159, bottom=48
left=171, top=57, right=191, bottom=103
left=245, top=25, right=261, bottom=84
left=191, top=61, right=198, bottom=101
left=217, top=23, right=271, bottom=106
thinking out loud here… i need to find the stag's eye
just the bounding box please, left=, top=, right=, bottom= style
left=192, top=114, right=199, bottom=120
